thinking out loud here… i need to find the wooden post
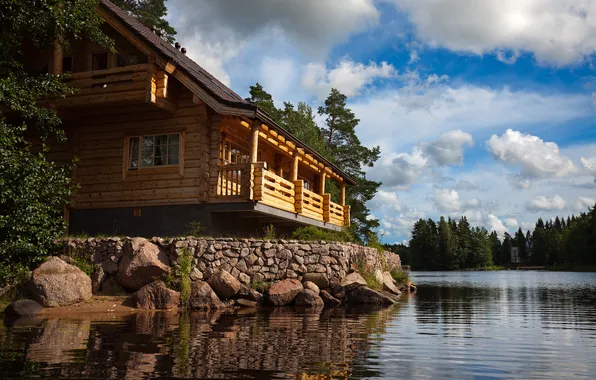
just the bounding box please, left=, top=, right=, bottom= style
left=249, top=121, right=260, bottom=163
left=291, top=153, right=299, bottom=181
left=343, top=205, right=351, bottom=226
left=252, top=162, right=266, bottom=201
left=52, top=38, right=63, bottom=75
left=274, top=154, right=283, bottom=176
left=319, top=172, right=327, bottom=195
left=323, top=194, right=331, bottom=222
left=294, top=180, right=304, bottom=214
left=340, top=182, right=346, bottom=205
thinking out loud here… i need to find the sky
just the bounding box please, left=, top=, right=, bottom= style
left=166, top=0, right=596, bottom=244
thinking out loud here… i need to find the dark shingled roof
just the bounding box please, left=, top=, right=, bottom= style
left=100, top=0, right=251, bottom=108
left=99, top=0, right=357, bottom=185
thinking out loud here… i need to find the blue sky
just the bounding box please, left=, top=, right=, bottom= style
left=167, top=0, right=596, bottom=243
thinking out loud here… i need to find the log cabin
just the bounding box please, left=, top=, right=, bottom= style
left=24, top=0, right=355, bottom=237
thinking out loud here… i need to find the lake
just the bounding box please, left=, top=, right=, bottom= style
left=2, top=271, right=596, bottom=379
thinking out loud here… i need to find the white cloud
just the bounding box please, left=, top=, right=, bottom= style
left=456, top=180, right=480, bottom=191
left=369, top=130, right=473, bottom=189
left=508, top=174, right=532, bottom=190
left=259, top=57, right=297, bottom=101
left=581, top=156, right=596, bottom=175
left=168, top=0, right=379, bottom=85
left=433, top=188, right=481, bottom=213
left=302, top=60, right=396, bottom=98
left=488, top=214, right=509, bottom=237
left=420, top=130, right=474, bottom=166
left=526, top=195, right=567, bottom=212
left=504, top=218, right=519, bottom=229
left=573, top=195, right=596, bottom=211
left=434, top=188, right=462, bottom=212
left=368, top=190, right=403, bottom=213
left=352, top=85, right=591, bottom=153
left=487, top=129, right=578, bottom=178
left=393, top=0, right=596, bottom=66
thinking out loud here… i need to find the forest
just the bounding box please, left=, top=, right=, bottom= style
left=386, top=204, right=596, bottom=271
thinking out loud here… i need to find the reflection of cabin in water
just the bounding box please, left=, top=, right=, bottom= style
left=25, top=0, right=355, bottom=237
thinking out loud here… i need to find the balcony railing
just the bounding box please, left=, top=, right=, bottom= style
left=215, top=162, right=349, bottom=227
left=56, top=64, right=151, bottom=107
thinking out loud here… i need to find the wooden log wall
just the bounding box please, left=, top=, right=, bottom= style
left=69, top=90, right=210, bottom=209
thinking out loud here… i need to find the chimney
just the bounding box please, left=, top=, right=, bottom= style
left=181, top=47, right=187, bottom=55
left=174, top=42, right=181, bottom=50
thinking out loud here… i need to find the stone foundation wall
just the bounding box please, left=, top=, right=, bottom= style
left=60, top=237, right=401, bottom=287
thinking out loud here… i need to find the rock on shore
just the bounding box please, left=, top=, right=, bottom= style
left=28, top=257, right=92, bottom=307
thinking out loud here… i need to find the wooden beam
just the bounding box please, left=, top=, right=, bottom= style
left=319, top=172, right=326, bottom=195
left=249, top=120, right=260, bottom=163
left=340, top=182, right=346, bottom=206
left=291, top=153, right=299, bottom=181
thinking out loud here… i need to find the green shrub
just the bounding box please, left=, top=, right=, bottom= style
left=165, top=248, right=193, bottom=308
left=291, top=226, right=355, bottom=242
left=186, top=221, right=202, bottom=237
left=68, top=247, right=96, bottom=277
left=263, top=224, right=276, bottom=240
left=390, top=269, right=410, bottom=288
left=251, top=281, right=270, bottom=293
left=354, top=258, right=382, bottom=291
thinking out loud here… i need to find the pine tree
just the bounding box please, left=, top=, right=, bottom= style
left=112, top=0, right=177, bottom=42
left=318, top=89, right=381, bottom=241
left=245, top=83, right=282, bottom=123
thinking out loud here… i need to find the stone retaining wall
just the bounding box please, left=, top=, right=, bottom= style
left=59, top=237, right=401, bottom=287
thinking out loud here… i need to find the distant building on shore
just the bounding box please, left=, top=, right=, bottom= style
left=510, top=247, right=521, bottom=264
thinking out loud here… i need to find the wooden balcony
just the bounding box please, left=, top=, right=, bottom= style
left=53, top=64, right=174, bottom=111
left=215, top=162, right=350, bottom=228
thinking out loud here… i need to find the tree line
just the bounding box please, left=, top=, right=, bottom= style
left=386, top=204, right=596, bottom=271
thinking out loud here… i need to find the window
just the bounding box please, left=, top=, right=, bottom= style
left=128, top=133, right=180, bottom=170
left=299, top=176, right=312, bottom=191
left=92, top=52, right=108, bottom=70
left=220, top=140, right=249, bottom=165
left=62, top=57, right=73, bottom=72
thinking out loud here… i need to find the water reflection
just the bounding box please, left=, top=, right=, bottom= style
left=0, top=305, right=403, bottom=379
left=3, top=271, right=596, bottom=379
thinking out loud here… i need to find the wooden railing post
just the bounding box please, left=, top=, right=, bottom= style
left=294, top=180, right=304, bottom=214
left=291, top=152, right=299, bottom=181
left=252, top=162, right=265, bottom=201
left=319, top=172, right=327, bottom=195
left=340, top=182, right=346, bottom=205
left=323, top=193, right=331, bottom=222
left=343, top=205, right=351, bottom=226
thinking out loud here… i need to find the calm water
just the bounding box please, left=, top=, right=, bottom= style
left=2, top=271, right=596, bottom=379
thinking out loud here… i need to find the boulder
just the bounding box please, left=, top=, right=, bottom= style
left=236, top=285, right=263, bottom=303
left=91, top=266, right=106, bottom=295
left=4, top=300, right=44, bottom=318
left=99, top=259, right=119, bottom=275
left=267, top=279, right=303, bottom=306
left=303, top=281, right=320, bottom=295
left=100, top=276, right=127, bottom=296
left=236, top=299, right=258, bottom=308
left=117, top=238, right=171, bottom=291
left=345, top=286, right=396, bottom=306
left=188, top=281, right=225, bottom=311
left=320, top=290, right=342, bottom=307
left=28, top=257, right=92, bottom=307
left=293, top=289, right=324, bottom=308
left=131, top=281, right=180, bottom=310
left=207, top=270, right=241, bottom=299
left=339, top=272, right=367, bottom=292
left=374, top=269, right=384, bottom=285
left=382, top=272, right=402, bottom=295
left=302, top=273, right=329, bottom=289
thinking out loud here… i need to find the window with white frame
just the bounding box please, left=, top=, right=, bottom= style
left=128, top=133, right=180, bottom=169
